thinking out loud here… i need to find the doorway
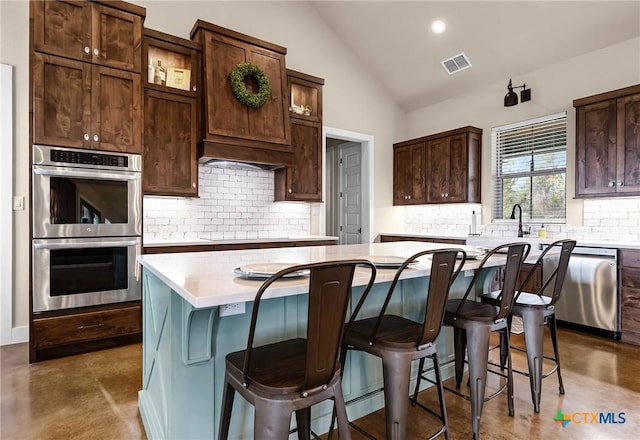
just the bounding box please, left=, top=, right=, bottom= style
left=323, top=127, right=373, bottom=244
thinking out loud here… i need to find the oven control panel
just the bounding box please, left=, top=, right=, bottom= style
left=51, top=149, right=128, bottom=168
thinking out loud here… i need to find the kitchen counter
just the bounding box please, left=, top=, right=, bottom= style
left=381, top=233, right=640, bottom=250
left=143, top=235, right=339, bottom=254
left=138, top=241, right=497, bottom=308
left=137, top=242, right=504, bottom=439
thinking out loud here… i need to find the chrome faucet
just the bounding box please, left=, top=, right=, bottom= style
left=510, top=203, right=524, bottom=237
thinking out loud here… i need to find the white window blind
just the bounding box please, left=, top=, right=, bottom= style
left=492, top=112, right=567, bottom=222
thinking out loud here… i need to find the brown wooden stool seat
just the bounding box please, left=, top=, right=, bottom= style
left=219, top=260, right=377, bottom=440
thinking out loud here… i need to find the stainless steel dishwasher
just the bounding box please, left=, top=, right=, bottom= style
left=547, top=245, right=620, bottom=340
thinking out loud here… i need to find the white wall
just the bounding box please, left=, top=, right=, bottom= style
left=1, top=0, right=402, bottom=332
left=401, top=37, right=640, bottom=240
left=1, top=0, right=30, bottom=339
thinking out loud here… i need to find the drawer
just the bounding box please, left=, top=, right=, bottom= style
left=621, top=305, right=640, bottom=335
left=621, top=249, right=640, bottom=269
left=33, top=305, right=141, bottom=349
left=622, top=285, right=640, bottom=308
left=621, top=267, right=640, bottom=289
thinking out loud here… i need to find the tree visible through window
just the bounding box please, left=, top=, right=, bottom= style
left=492, top=113, right=567, bottom=222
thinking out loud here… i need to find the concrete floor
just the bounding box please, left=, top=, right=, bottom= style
left=1, top=342, right=144, bottom=439
left=2, top=328, right=640, bottom=439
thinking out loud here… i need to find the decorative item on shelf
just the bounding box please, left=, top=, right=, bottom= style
left=148, top=57, right=155, bottom=84
left=290, top=104, right=304, bottom=114
left=167, top=67, right=191, bottom=91
left=154, top=60, right=166, bottom=86
left=504, top=78, right=531, bottom=107
left=229, top=62, right=271, bottom=108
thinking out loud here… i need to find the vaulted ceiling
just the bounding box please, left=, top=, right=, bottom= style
left=310, top=1, right=640, bottom=111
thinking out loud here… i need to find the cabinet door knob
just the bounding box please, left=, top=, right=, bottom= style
left=192, top=86, right=197, bottom=92
left=609, top=181, right=615, bottom=187
left=192, top=182, right=196, bottom=188
left=288, top=188, right=292, bottom=193
left=408, top=195, right=411, bottom=200
left=84, top=133, right=90, bottom=141
left=93, top=135, right=99, bottom=142
left=445, top=193, right=449, bottom=197
left=93, top=48, right=99, bottom=56
left=618, top=181, right=624, bottom=186
left=441, top=193, right=445, bottom=197
left=84, top=46, right=90, bottom=54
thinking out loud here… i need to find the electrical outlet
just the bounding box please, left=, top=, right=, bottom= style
left=13, top=196, right=24, bottom=211
left=219, top=302, right=246, bottom=317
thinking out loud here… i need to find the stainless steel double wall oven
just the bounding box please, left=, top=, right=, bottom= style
left=32, top=145, right=142, bottom=313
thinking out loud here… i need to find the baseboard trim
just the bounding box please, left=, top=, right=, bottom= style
left=4, top=325, right=28, bottom=345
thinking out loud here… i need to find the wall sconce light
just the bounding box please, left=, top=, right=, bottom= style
left=504, top=78, right=532, bottom=107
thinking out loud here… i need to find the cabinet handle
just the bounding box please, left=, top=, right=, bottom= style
left=618, top=181, right=624, bottom=186
left=84, top=46, right=90, bottom=54
left=192, top=182, right=196, bottom=188
left=192, top=86, right=197, bottom=92
left=408, top=195, right=411, bottom=200
left=288, top=188, right=292, bottom=193
left=609, top=181, right=615, bottom=187
left=445, top=193, right=449, bottom=197
left=93, top=135, right=99, bottom=142
left=84, top=133, right=90, bottom=141
left=93, top=48, right=99, bottom=56
left=77, top=323, right=105, bottom=330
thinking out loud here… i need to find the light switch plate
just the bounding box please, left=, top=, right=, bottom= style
left=12, top=195, right=24, bottom=211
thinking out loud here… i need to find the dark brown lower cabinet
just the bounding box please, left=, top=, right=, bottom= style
left=621, top=249, right=640, bottom=345
left=31, top=302, right=142, bottom=362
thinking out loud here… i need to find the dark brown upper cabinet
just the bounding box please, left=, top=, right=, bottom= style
left=31, top=0, right=144, bottom=73
left=142, top=29, right=200, bottom=197
left=31, top=0, right=144, bottom=153
left=275, top=70, right=324, bottom=202
left=190, top=20, right=293, bottom=168
left=32, top=53, right=142, bottom=153
left=393, top=141, right=426, bottom=205
left=393, top=126, right=482, bottom=205
left=574, top=84, right=640, bottom=197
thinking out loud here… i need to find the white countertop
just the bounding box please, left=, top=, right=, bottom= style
left=138, top=242, right=501, bottom=308
left=143, top=235, right=339, bottom=247
left=381, top=233, right=640, bottom=250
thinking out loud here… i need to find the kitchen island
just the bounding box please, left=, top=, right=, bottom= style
left=137, top=241, right=502, bottom=439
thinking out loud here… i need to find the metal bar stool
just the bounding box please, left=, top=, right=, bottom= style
left=481, top=239, right=576, bottom=412
left=218, top=260, right=377, bottom=440
left=333, top=248, right=466, bottom=440
left=414, top=242, right=530, bottom=440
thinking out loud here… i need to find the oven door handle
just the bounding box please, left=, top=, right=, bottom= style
left=34, top=239, right=141, bottom=250
left=33, top=165, right=140, bottom=181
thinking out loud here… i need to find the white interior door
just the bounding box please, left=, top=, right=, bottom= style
left=339, top=143, right=362, bottom=244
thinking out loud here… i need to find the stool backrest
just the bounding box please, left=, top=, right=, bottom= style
left=348, top=248, right=466, bottom=347
left=244, top=260, right=376, bottom=392
left=517, top=239, right=577, bottom=306
left=455, top=242, right=530, bottom=320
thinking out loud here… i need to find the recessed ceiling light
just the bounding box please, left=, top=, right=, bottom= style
left=431, top=20, right=446, bottom=34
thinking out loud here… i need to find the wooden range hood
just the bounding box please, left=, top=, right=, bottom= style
left=191, top=20, right=294, bottom=169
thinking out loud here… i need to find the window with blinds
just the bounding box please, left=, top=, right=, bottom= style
left=492, top=112, right=567, bottom=222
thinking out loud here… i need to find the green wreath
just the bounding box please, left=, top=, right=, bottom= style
left=229, top=63, right=271, bottom=108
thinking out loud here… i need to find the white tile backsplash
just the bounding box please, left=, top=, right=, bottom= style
left=404, top=198, right=640, bottom=243
left=143, top=165, right=311, bottom=241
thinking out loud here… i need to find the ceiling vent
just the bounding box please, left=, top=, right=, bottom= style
left=441, top=52, right=472, bottom=75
